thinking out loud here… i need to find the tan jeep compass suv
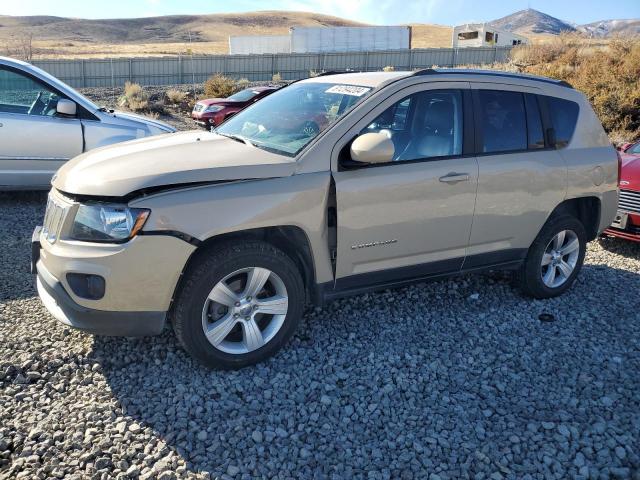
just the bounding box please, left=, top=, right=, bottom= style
left=33, top=70, right=619, bottom=369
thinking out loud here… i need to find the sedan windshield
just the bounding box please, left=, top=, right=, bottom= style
left=216, top=82, right=372, bottom=156
left=227, top=88, right=263, bottom=102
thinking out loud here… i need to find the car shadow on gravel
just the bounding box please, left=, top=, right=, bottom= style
left=597, top=235, right=640, bottom=259
left=91, top=261, right=640, bottom=478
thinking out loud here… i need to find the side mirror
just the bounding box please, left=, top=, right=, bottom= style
left=56, top=99, right=77, bottom=116
left=350, top=132, right=395, bottom=164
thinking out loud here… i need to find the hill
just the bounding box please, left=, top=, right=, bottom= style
left=489, top=9, right=575, bottom=35
left=577, top=19, right=640, bottom=38
left=0, top=11, right=365, bottom=58
left=0, top=9, right=637, bottom=59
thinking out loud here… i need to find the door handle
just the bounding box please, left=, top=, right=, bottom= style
left=439, top=172, right=470, bottom=184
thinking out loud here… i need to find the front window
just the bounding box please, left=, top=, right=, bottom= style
left=226, top=88, right=264, bottom=102
left=458, top=31, right=479, bottom=40
left=0, top=67, right=62, bottom=116
left=630, top=142, right=640, bottom=154
left=362, top=90, right=464, bottom=162
left=216, top=82, right=372, bottom=156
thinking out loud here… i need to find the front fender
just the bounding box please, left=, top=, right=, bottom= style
left=130, top=172, right=334, bottom=284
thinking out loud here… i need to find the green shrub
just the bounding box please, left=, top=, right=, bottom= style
left=166, top=89, right=186, bottom=105
left=118, top=81, right=148, bottom=112
left=204, top=74, right=239, bottom=98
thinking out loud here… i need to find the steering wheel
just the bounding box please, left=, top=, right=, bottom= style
left=28, top=91, right=45, bottom=115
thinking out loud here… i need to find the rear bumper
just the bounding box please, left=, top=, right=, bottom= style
left=36, top=260, right=166, bottom=336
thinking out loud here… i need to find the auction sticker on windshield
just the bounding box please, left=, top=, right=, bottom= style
left=325, top=85, right=371, bottom=96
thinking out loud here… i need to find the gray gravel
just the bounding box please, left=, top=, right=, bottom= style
left=1, top=191, right=640, bottom=479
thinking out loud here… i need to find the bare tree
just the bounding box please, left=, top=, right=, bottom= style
left=3, top=32, right=34, bottom=61
left=19, top=32, right=34, bottom=62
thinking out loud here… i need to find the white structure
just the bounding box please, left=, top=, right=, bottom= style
left=229, top=26, right=411, bottom=55
left=228, top=35, right=291, bottom=55
left=452, top=24, right=528, bottom=48
left=290, top=26, right=411, bottom=54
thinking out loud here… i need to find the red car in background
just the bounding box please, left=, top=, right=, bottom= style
left=604, top=141, right=640, bottom=242
left=192, top=86, right=278, bottom=130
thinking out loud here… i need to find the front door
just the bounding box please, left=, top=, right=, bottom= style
left=0, top=66, right=82, bottom=188
left=333, top=84, right=478, bottom=289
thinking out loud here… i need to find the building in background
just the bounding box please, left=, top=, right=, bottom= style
left=452, top=24, right=528, bottom=48
left=229, top=26, right=412, bottom=55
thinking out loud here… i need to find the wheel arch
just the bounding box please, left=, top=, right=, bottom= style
left=170, top=225, right=318, bottom=315
left=548, top=196, right=601, bottom=241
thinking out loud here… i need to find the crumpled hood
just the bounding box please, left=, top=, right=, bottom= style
left=53, top=131, right=297, bottom=197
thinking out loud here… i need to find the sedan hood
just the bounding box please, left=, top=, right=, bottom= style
left=621, top=156, right=640, bottom=191
left=110, top=110, right=175, bottom=132
left=53, top=131, right=297, bottom=197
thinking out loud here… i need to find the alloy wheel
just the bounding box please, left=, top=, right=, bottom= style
left=201, top=267, right=289, bottom=354
left=541, top=229, right=580, bottom=288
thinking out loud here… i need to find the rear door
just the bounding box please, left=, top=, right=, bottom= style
left=0, top=65, right=83, bottom=188
left=332, top=82, right=479, bottom=289
left=465, top=84, right=566, bottom=267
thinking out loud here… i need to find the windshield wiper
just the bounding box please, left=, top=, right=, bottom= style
left=218, top=133, right=253, bottom=147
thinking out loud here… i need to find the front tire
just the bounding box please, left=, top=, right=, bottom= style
left=172, top=241, right=305, bottom=369
left=518, top=215, right=587, bottom=299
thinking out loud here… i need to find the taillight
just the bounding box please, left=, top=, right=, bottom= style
left=616, top=150, right=622, bottom=186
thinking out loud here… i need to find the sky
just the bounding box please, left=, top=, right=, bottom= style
left=1, top=0, right=639, bottom=25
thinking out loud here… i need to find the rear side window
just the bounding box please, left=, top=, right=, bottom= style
left=524, top=94, right=545, bottom=149
left=478, top=90, right=527, bottom=153
left=547, top=96, right=579, bottom=148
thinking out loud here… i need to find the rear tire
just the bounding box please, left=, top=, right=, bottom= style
left=518, top=214, right=587, bottom=299
left=172, top=241, right=305, bottom=369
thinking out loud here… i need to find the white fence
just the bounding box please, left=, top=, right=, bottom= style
left=31, top=47, right=514, bottom=88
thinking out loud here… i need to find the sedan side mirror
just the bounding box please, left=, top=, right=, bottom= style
left=350, top=132, right=395, bottom=164
left=56, top=99, right=77, bottom=116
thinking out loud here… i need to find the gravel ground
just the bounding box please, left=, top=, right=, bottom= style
left=1, top=191, right=639, bottom=480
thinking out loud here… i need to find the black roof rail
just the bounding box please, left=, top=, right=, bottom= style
left=411, top=68, right=573, bottom=89
left=315, top=69, right=359, bottom=77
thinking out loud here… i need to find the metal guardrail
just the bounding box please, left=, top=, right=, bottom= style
left=31, top=46, right=514, bottom=88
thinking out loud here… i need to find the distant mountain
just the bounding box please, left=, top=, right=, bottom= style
left=577, top=19, right=640, bottom=38
left=488, top=8, right=640, bottom=38
left=489, top=9, right=576, bottom=35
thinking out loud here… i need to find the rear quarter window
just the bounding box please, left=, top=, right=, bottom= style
left=546, top=96, right=580, bottom=148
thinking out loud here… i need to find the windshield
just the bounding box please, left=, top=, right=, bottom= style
left=227, top=88, right=263, bottom=102
left=216, top=82, right=372, bottom=157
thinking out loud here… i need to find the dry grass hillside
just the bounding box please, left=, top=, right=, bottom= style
left=0, top=11, right=458, bottom=58
left=0, top=11, right=365, bottom=58
left=505, top=35, right=640, bottom=143
left=408, top=24, right=453, bottom=49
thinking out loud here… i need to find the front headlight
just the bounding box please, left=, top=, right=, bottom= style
left=204, top=105, right=224, bottom=113
left=69, top=205, right=150, bottom=242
